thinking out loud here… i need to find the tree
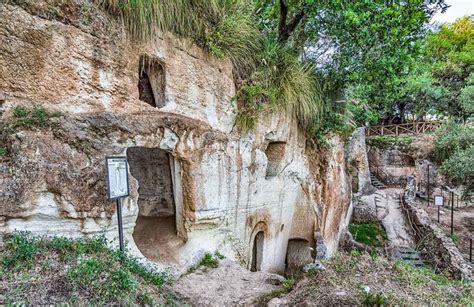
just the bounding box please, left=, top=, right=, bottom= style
left=396, top=16, right=474, bottom=120
left=253, top=0, right=448, bottom=118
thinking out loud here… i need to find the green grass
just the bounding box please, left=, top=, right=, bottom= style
left=12, top=105, right=61, bottom=129
left=198, top=251, right=225, bottom=269
left=448, top=233, right=459, bottom=244
left=348, top=223, right=388, bottom=247
left=295, top=251, right=472, bottom=305
left=0, top=232, right=170, bottom=305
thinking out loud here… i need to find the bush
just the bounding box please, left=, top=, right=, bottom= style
left=348, top=223, right=388, bottom=247
left=199, top=253, right=220, bottom=268
left=434, top=122, right=473, bottom=162
left=434, top=122, right=474, bottom=191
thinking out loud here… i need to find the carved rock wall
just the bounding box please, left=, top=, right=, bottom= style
left=0, top=2, right=352, bottom=274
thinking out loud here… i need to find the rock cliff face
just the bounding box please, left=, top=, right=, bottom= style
left=0, top=2, right=352, bottom=274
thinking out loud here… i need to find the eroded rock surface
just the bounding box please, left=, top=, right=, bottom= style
left=0, top=1, right=353, bottom=275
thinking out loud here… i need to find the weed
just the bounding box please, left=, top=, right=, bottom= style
left=0, top=147, right=6, bottom=156
left=282, top=278, right=295, bottom=291
left=1, top=232, right=43, bottom=270
left=350, top=249, right=362, bottom=257
left=363, top=291, right=387, bottom=306
left=214, top=250, right=225, bottom=260
left=138, top=291, right=155, bottom=305
left=448, top=233, right=459, bottom=244
left=13, top=106, right=28, bottom=118
left=348, top=223, right=388, bottom=247
left=199, top=253, right=219, bottom=268
left=11, top=105, right=61, bottom=129
left=1, top=232, right=171, bottom=304
left=369, top=250, right=379, bottom=261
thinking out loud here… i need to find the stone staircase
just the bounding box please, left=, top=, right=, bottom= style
left=370, top=172, right=387, bottom=189
left=392, top=246, right=424, bottom=268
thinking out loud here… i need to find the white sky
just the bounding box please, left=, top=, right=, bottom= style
left=432, top=0, right=474, bottom=23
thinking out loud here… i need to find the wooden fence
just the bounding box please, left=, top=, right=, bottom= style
left=366, top=121, right=442, bottom=137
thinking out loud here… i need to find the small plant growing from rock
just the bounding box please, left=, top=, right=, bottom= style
left=12, top=105, right=61, bottom=129
left=199, top=253, right=220, bottom=268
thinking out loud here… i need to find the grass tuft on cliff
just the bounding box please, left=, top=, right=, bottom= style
left=0, top=232, right=176, bottom=305
left=97, top=0, right=326, bottom=132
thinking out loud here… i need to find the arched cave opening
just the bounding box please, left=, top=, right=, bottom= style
left=265, top=141, right=286, bottom=178
left=138, top=55, right=166, bottom=108
left=251, top=231, right=264, bottom=272
left=127, top=146, right=182, bottom=262
left=285, top=238, right=313, bottom=275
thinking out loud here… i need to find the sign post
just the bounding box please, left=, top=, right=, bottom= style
left=427, top=164, right=430, bottom=206
left=434, top=195, right=443, bottom=223
left=106, top=156, right=130, bottom=252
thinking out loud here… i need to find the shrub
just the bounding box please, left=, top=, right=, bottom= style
left=1, top=232, right=42, bottom=270
left=348, top=223, right=388, bottom=247
left=434, top=122, right=473, bottom=162
left=199, top=253, right=219, bottom=268
left=434, top=122, right=474, bottom=191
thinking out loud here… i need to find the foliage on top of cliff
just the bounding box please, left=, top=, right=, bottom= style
left=95, top=1, right=448, bottom=136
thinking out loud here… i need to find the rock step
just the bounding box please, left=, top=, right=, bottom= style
left=393, top=246, right=424, bottom=268
left=370, top=173, right=387, bottom=189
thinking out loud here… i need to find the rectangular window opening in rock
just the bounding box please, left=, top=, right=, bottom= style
left=127, top=147, right=183, bottom=263
left=138, top=55, right=166, bottom=108
left=265, top=141, right=286, bottom=178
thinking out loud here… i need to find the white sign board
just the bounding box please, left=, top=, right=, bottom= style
left=106, top=156, right=129, bottom=200
left=434, top=195, right=444, bottom=206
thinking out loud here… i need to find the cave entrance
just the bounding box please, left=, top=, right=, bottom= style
left=285, top=238, right=313, bottom=275
left=138, top=56, right=166, bottom=108
left=251, top=231, right=264, bottom=272
left=128, top=147, right=183, bottom=263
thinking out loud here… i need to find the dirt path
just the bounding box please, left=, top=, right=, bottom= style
left=375, top=188, right=414, bottom=247
left=172, top=259, right=283, bottom=306
left=361, top=188, right=414, bottom=248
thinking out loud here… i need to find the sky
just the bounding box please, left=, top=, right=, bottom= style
left=432, top=0, right=474, bottom=24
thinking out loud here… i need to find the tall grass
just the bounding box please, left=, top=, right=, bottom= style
left=98, top=1, right=325, bottom=132
left=236, top=37, right=325, bottom=129
left=98, top=0, right=260, bottom=71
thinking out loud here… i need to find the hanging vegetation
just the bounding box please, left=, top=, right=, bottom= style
left=97, top=0, right=325, bottom=132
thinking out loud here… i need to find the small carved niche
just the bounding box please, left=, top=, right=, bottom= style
left=265, top=141, right=286, bottom=178
left=138, top=55, right=166, bottom=108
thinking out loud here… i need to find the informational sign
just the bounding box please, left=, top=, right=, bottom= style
left=434, top=195, right=444, bottom=206
left=106, top=156, right=129, bottom=200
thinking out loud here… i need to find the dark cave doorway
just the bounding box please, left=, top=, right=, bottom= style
left=127, top=146, right=183, bottom=263
left=251, top=231, right=264, bottom=272
left=285, top=238, right=313, bottom=275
